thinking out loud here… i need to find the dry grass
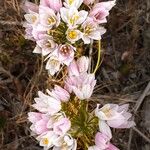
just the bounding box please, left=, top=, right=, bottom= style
left=0, top=0, right=150, bottom=149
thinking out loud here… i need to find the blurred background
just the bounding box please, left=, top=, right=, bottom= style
left=0, top=0, right=150, bottom=150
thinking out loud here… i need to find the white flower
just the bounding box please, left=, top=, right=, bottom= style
left=32, top=91, right=61, bottom=115
left=36, top=35, right=57, bottom=56
left=64, top=0, right=83, bottom=9
left=39, top=6, right=60, bottom=30
left=66, top=28, right=81, bottom=43
left=45, top=55, right=61, bottom=76
left=60, top=7, right=88, bottom=28
left=37, top=131, right=59, bottom=150
left=53, top=134, right=77, bottom=150
left=82, top=17, right=106, bottom=44
left=24, top=10, right=39, bottom=26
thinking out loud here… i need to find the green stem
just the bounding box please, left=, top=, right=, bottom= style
left=93, top=40, right=101, bottom=74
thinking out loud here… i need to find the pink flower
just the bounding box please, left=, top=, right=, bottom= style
left=39, top=6, right=60, bottom=30
left=83, top=0, right=95, bottom=5
left=29, top=113, right=49, bottom=135
left=53, top=118, right=71, bottom=135
left=89, top=0, right=116, bottom=24
left=37, top=131, right=59, bottom=149
left=53, top=134, right=77, bottom=150
left=32, top=26, right=46, bottom=40
left=47, top=85, right=70, bottom=102
left=32, top=91, right=61, bottom=115
left=28, top=112, right=43, bottom=123
left=88, top=132, right=119, bottom=150
left=82, top=17, right=106, bottom=44
left=68, top=56, right=89, bottom=76
left=35, top=34, right=57, bottom=56
left=40, top=0, right=62, bottom=12
left=65, top=73, right=96, bottom=100
left=56, top=44, right=75, bottom=66
left=95, top=104, right=135, bottom=129
left=23, top=23, right=35, bottom=41
left=95, top=132, right=110, bottom=149
left=23, top=1, right=39, bottom=13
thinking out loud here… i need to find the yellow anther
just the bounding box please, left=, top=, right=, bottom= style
left=68, top=30, right=78, bottom=39
left=102, top=107, right=112, bottom=118
left=69, top=15, right=79, bottom=25
left=69, top=0, right=74, bottom=5
left=47, top=17, right=56, bottom=25
left=31, top=15, right=37, bottom=23
left=43, top=138, right=49, bottom=145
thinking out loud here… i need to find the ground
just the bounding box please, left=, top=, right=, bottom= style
left=0, top=0, right=150, bottom=150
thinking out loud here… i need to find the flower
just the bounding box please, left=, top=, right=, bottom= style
left=53, top=134, right=77, bottom=150
left=89, top=0, right=116, bottom=24
left=82, top=17, right=106, bottom=44
left=45, top=55, right=61, bottom=76
left=28, top=112, right=43, bottom=123
left=95, top=104, right=135, bottom=128
left=47, top=85, right=70, bottom=102
left=68, top=56, right=89, bottom=76
left=24, top=10, right=39, bottom=25
left=95, top=104, right=135, bottom=138
left=53, top=118, right=71, bottom=135
left=88, top=132, right=119, bottom=150
left=39, top=6, right=60, bottom=30
left=66, top=28, right=81, bottom=43
left=29, top=113, right=49, bottom=135
left=64, top=0, right=83, bottom=9
left=65, top=73, right=96, bottom=100
left=57, top=44, right=75, bottom=65
left=23, top=1, right=39, bottom=13
left=60, top=7, right=88, bottom=28
left=32, top=91, right=61, bottom=115
left=40, top=0, right=62, bottom=12
left=36, top=34, right=57, bottom=56
left=37, top=131, right=59, bottom=150
left=23, top=23, right=35, bottom=41
left=83, top=0, right=95, bottom=5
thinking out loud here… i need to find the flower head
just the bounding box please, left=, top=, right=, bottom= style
left=32, top=91, right=61, bottom=115
left=53, top=118, right=71, bottom=135
left=47, top=85, right=70, bottom=102
left=64, top=0, right=83, bottom=9
left=57, top=44, right=75, bottom=65
left=53, top=134, right=77, bottom=150
left=36, top=34, right=57, bottom=56
left=66, top=28, right=81, bottom=43
left=65, top=73, right=96, bottom=100
left=45, top=55, right=61, bottom=76
left=89, top=0, right=116, bottom=24
left=40, top=0, right=62, bottom=12
left=29, top=113, right=49, bottom=135
left=68, top=56, right=89, bottom=76
left=88, top=132, right=119, bottom=150
left=82, top=17, right=106, bottom=44
left=60, top=7, right=88, bottom=28
left=95, top=104, right=135, bottom=128
left=39, top=6, right=60, bottom=30
left=37, top=131, right=59, bottom=149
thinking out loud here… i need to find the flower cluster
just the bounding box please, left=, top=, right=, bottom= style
left=23, top=0, right=115, bottom=75
left=28, top=89, right=77, bottom=150
left=24, top=0, right=136, bottom=150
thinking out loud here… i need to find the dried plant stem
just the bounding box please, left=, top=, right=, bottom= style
left=133, top=127, right=150, bottom=143
left=93, top=40, right=101, bottom=74
left=128, top=81, right=150, bottom=150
